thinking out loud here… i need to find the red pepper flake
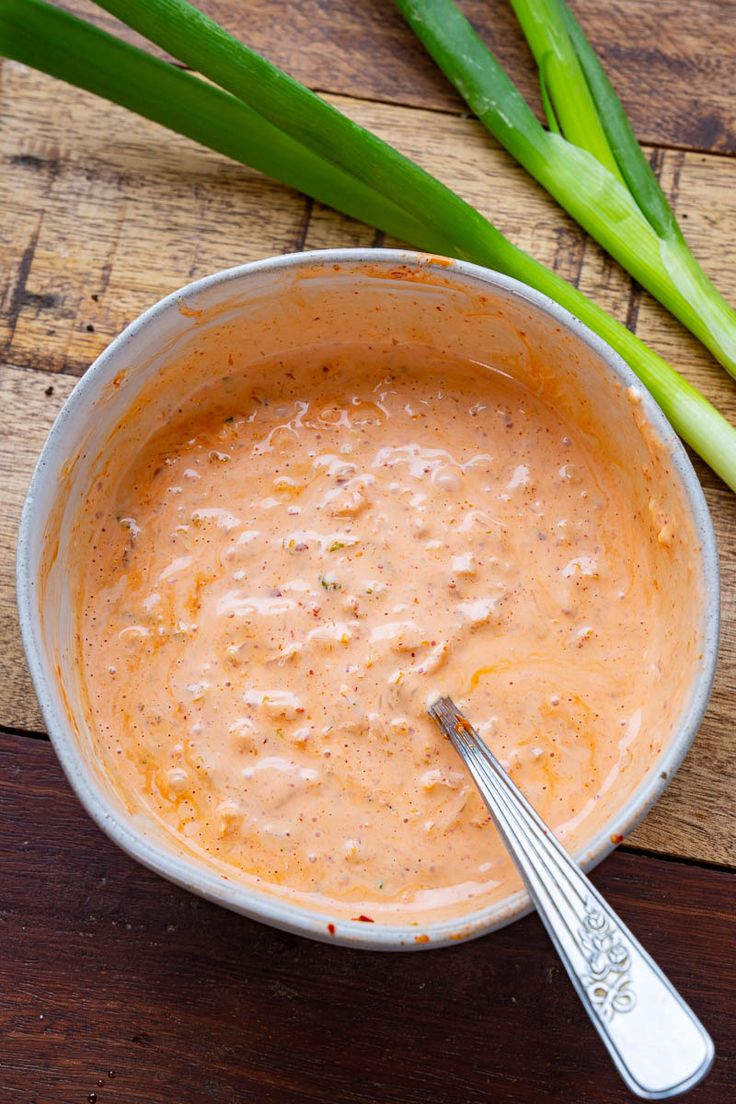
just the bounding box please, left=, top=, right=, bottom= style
left=353, top=914, right=375, bottom=923
left=414, top=934, right=429, bottom=944
left=610, top=833, right=624, bottom=845
left=327, top=923, right=336, bottom=935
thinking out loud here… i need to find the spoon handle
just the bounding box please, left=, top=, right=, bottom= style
left=429, top=697, right=714, bottom=1100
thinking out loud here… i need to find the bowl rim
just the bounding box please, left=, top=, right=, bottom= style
left=16, top=248, right=720, bottom=950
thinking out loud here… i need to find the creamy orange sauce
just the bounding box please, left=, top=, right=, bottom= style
left=76, top=343, right=691, bottom=923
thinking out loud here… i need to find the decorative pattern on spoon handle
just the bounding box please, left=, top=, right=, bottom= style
left=578, top=897, right=636, bottom=1020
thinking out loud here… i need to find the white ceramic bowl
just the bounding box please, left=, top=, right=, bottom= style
left=17, top=250, right=719, bottom=950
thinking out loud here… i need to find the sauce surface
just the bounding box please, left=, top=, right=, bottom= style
left=77, top=344, right=684, bottom=923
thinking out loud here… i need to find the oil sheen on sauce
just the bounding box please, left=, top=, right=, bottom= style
left=77, top=344, right=684, bottom=924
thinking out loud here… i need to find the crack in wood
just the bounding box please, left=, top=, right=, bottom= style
left=2, top=217, right=44, bottom=360
left=0, top=722, right=49, bottom=743
left=294, top=196, right=314, bottom=252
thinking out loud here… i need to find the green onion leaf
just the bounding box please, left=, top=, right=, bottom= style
left=508, top=0, right=623, bottom=181
left=397, top=0, right=736, bottom=378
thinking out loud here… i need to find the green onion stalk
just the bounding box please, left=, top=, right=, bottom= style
left=396, top=0, right=736, bottom=379
left=2, top=0, right=736, bottom=490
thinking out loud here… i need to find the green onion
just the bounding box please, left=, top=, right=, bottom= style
left=508, top=0, right=623, bottom=181
left=3, top=0, right=736, bottom=490
left=0, top=0, right=457, bottom=256
left=396, top=0, right=736, bottom=379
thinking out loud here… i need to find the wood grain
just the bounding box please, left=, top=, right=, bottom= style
left=1, top=730, right=734, bottom=1104
left=1, top=65, right=605, bottom=377
left=0, top=61, right=310, bottom=376
left=56, top=0, right=736, bottom=154
left=2, top=64, right=736, bottom=865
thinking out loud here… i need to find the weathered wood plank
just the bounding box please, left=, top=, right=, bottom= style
left=625, top=148, right=736, bottom=864
left=57, top=0, right=736, bottom=154
left=0, top=366, right=78, bottom=732
left=1, top=730, right=734, bottom=1104
left=0, top=61, right=310, bottom=376
left=1, top=67, right=626, bottom=376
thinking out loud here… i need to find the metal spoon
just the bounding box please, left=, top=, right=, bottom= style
left=428, top=695, right=714, bottom=1100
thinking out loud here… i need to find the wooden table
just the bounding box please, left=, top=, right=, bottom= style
left=2, top=3, right=735, bottom=1101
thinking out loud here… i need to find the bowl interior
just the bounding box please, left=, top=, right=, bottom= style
left=19, top=251, right=717, bottom=948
